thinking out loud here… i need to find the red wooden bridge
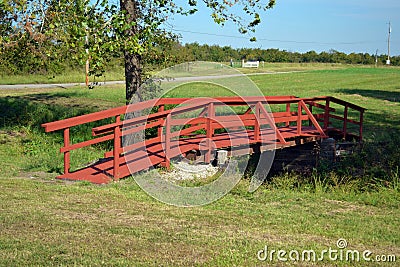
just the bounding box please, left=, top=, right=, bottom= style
left=42, top=96, right=365, bottom=184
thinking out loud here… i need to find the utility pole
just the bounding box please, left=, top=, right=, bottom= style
left=375, top=49, right=378, bottom=68
left=387, top=21, right=391, bottom=65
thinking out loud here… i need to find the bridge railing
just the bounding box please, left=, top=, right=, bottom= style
left=41, top=96, right=364, bottom=180
left=303, top=96, right=366, bottom=140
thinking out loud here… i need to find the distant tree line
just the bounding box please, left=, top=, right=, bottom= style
left=169, top=42, right=400, bottom=66
left=0, top=0, right=397, bottom=79
left=1, top=38, right=399, bottom=76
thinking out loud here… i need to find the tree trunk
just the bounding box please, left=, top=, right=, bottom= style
left=124, top=50, right=142, bottom=104
left=120, top=0, right=142, bottom=104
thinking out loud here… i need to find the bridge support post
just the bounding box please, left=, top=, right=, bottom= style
left=297, top=102, right=302, bottom=135
left=164, top=114, right=171, bottom=169
left=113, top=115, right=121, bottom=180
left=205, top=103, right=215, bottom=163
left=63, top=128, right=70, bottom=174
left=158, top=104, right=165, bottom=137
left=254, top=102, right=261, bottom=142
left=286, top=103, right=291, bottom=127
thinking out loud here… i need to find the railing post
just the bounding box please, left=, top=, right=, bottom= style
left=324, top=98, right=330, bottom=130
left=308, top=104, right=313, bottom=126
left=254, top=102, right=261, bottom=142
left=113, top=115, right=121, bottom=180
left=285, top=103, right=291, bottom=127
left=297, top=102, right=302, bottom=135
left=158, top=104, right=165, bottom=138
left=164, top=114, right=171, bottom=169
left=343, top=105, right=348, bottom=140
left=63, top=128, right=70, bottom=174
left=205, top=102, right=215, bottom=163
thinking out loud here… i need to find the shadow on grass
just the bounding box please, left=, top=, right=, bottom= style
left=336, top=88, right=400, bottom=103
left=0, top=93, right=99, bottom=130
left=0, top=93, right=116, bottom=146
left=362, top=110, right=400, bottom=137
left=0, top=93, right=115, bottom=173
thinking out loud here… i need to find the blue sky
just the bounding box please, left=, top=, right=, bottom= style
left=169, top=0, right=400, bottom=56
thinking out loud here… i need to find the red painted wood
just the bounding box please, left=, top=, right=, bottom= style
left=56, top=126, right=325, bottom=184
left=42, top=98, right=159, bottom=132
left=328, top=114, right=361, bottom=125
left=254, top=102, right=261, bottom=142
left=300, top=101, right=327, bottom=137
left=297, top=103, right=302, bottom=135
left=258, top=104, right=288, bottom=144
left=60, top=134, right=114, bottom=153
left=41, top=96, right=365, bottom=184
left=63, top=128, right=70, bottom=174
left=165, top=114, right=171, bottom=169
left=328, top=96, right=366, bottom=112
left=205, top=103, right=215, bottom=163
left=285, top=103, right=291, bottom=127
left=273, top=115, right=309, bottom=124
left=308, top=104, right=313, bottom=127
left=113, top=115, right=121, bottom=180
left=304, top=101, right=336, bottom=113
left=158, top=104, right=165, bottom=137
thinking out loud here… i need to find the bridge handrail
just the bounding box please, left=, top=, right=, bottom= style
left=41, top=96, right=300, bottom=133
left=303, top=96, right=365, bottom=140
left=41, top=95, right=365, bottom=180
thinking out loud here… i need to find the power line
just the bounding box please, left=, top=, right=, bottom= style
left=172, top=28, right=384, bottom=46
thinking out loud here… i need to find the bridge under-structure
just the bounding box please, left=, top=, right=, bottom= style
left=41, top=96, right=365, bottom=184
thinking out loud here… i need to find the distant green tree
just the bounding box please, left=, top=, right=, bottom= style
left=302, top=50, right=318, bottom=62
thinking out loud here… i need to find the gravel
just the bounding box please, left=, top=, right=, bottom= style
left=160, top=160, right=219, bottom=181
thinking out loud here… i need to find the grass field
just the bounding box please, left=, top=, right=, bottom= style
left=0, top=62, right=357, bottom=85
left=0, top=64, right=399, bottom=266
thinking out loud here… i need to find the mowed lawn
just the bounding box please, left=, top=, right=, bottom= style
left=0, top=65, right=399, bottom=266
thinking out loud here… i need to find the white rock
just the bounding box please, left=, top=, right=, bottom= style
left=160, top=161, right=219, bottom=181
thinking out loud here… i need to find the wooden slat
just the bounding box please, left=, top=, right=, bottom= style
left=60, top=134, right=114, bottom=153
left=42, top=99, right=159, bottom=132
left=329, top=96, right=367, bottom=112
left=304, top=101, right=336, bottom=112
left=329, top=114, right=361, bottom=125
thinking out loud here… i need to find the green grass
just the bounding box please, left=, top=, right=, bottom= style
left=0, top=62, right=373, bottom=85
left=0, top=177, right=398, bottom=266
left=0, top=64, right=399, bottom=266
left=238, top=62, right=351, bottom=73
left=0, top=68, right=125, bottom=85
left=165, top=67, right=400, bottom=135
